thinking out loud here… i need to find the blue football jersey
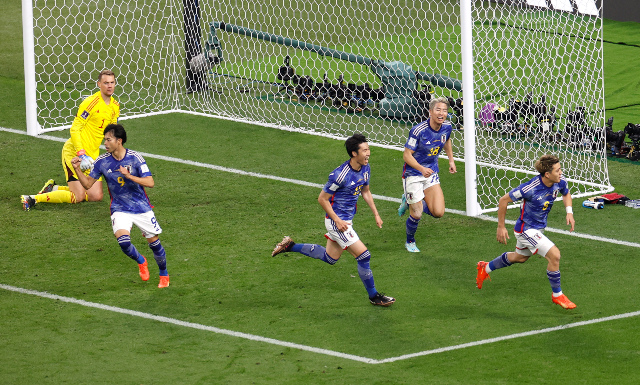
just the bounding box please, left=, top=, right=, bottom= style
left=403, top=119, right=453, bottom=177
left=322, top=160, right=370, bottom=221
left=508, top=175, right=569, bottom=232
left=90, top=149, right=153, bottom=214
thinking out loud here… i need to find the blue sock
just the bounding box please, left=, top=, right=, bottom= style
left=547, top=270, right=562, bottom=294
left=149, top=239, right=168, bottom=276
left=422, top=201, right=434, bottom=218
left=117, top=235, right=145, bottom=264
left=406, top=215, right=420, bottom=243
left=488, top=252, right=512, bottom=272
left=294, top=243, right=337, bottom=265
left=356, top=250, right=377, bottom=297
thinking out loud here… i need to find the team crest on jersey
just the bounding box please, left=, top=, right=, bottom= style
left=122, top=165, right=132, bottom=173
left=553, top=190, right=559, bottom=198
left=81, top=110, right=89, bottom=119
left=363, top=172, right=369, bottom=181
left=441, top=134, right=447, bottom=143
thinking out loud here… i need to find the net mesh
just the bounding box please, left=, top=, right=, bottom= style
left=28, top=0, right=609, bottom=213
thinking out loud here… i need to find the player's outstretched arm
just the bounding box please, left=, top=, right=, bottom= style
left=71, top=156, right=97, bottom=190
left=562, top=193, right=575, bottom=232
left=360, top=185, right=382, bottom=228
left=496, top=193, right=513, bottom=244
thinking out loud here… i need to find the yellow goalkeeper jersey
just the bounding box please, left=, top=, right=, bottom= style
left=64, top=91, right=120, bottom=160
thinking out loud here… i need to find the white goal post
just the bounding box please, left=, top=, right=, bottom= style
left=22, top=0, right=612, bottom=214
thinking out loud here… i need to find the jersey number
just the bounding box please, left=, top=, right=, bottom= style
left=542, top=201, right=550, bottom=211
left=353, top=185, right=362, bottom=196
left=117, top=176, right=125, bottom=187
left=429, top=147, right=440, bottom=156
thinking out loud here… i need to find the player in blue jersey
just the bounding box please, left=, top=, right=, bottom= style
left=71, top=124, right=170, bottom=288
left=476, top=154, right=576, bottom=309
left=397, top=97, right=457, bottom=252
left=271, top=133, right=395, bottom=306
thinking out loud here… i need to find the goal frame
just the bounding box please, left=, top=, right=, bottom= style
left=21, top=0, right=613, bottom=215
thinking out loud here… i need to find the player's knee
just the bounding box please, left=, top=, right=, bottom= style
left=431, top=208, right=445, bottom=218
left=87, top=191, right=103, bottom=202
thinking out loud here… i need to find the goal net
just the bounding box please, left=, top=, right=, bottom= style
left=24, top=0, right=611, bottom=213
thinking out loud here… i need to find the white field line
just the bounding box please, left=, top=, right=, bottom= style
left=3, top=126, right=640, bottom=364
left=4, top=126, right=638, bottom=248
left=3, top=283, right=639, bottom=365
left=0, top=284, right=376, bottom=364
left=2, top=283, right=639, bottom=365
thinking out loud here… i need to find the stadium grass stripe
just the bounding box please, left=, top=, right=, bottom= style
left=2, top=125, right=638, bottom=249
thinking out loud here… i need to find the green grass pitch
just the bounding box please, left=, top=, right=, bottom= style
left=2, top=2, right=640, bottom=384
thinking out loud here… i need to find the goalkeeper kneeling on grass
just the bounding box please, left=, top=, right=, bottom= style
left=71, top=123, right=170, bottom=288
left=21, top=70, right=119, bottom=211
left=476, top=154, right=576, bottom=309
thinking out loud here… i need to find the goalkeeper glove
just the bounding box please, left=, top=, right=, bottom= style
left=77, top=150, right=94, bottom=171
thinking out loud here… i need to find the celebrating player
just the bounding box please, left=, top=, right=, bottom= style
left=271, top=133, right=395, bottom=306
left=71, top=124, right=170, bottom=288
left=476, top=154, right=576, bottom=309
left=21, top=70, right=119, bottom=210
left=397, top=97, right=457, bottom=252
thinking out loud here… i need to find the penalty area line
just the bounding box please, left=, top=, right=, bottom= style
left=377, top=309, right=640, bottom=364
left=3, top=126, right=639, bottom=250
left=0, top=283, right=377, bottom=364
left=2, top=283, right=640, bottom=365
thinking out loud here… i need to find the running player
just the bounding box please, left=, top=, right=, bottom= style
left=271, top=133, right=395, bottom=306
left=397, top=97, right=457, bottom=252
left=476, top=154, right=576, bottom=309
left=71, top=124, right=169, bottom=288
left=21, top=70, right=119, bottom=210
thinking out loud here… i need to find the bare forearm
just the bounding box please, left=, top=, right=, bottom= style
left=124, top=174, right=154, bottom=188
left=75, top=169, right=95, bottom=190
left=361, top=191, right=379, bottom=217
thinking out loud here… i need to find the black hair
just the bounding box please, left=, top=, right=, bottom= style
left=104, top=123, right=127, bottom=144
left=345, top=133, right=368, bottom=158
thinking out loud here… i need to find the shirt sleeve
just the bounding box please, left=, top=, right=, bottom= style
left=88, top=159, right=102, bottom=180
left=136, top=156, right=152, bottom=178
left=404, top=126, right=419, bottom=151
left=69, top=97, right=91, bottom=153
left=323, top=172, right=341, bottom=194
left=508, top=186, right=523, bottom=202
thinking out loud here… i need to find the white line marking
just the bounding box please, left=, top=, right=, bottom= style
left=2, top=283, right=639, bottom=364
left=5, top=126, right=633, bottom=249
left=0, top=284, right=376, bottom=364
left=3, top=126, right=640, bottom=363
left=378, top=309, right=640, bottom=363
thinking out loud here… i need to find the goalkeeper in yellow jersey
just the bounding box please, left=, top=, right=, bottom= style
left=21, top=70, right=120, bottom=210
